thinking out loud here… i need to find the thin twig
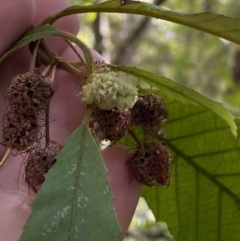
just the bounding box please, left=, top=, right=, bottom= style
left=45, top=101, right=50, bottom=148
left=42, top=64, right=53, bottom=76
left=45, top=65, right=56, bottom=147
left=0, top=148, right=11, bottom=166
left=64, top=39, right=87, bottom=68
left=29, top=40, right=40, bottom=72
left=129, top=130, right=141, bottom=146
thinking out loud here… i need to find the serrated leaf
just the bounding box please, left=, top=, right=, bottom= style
left=138, top=100, right=240, bottom=241
left=42, top=0, right=240, bottom=45
left=0, top=25, right=60, bottom=63
left=114, top=65, right=237, bottom=137
left=19, top=125, right=121, bottom=241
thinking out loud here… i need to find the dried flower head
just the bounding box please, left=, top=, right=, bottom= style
left=127, top=141, right=171, bottom=186
left=80, top=71, right=138, bottom=110
left=5, top=72, right=53, bottom=114
left=90, top=107, right=132, bottom=142
left=1, top=113, right=40, bottom=151
left=131, top=93, right=168, bottom=128
left=24, top=143, right=61, bottom=193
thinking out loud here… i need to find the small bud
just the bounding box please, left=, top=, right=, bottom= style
left=79, top=72, right=138, bottom=110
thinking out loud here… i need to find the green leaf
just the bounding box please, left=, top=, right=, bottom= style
left=140, top=101, right=240, bottom=241
left=0, top=24, right=93, bottom=75
left=42, top=0, right=240, bottom=45
left=114, top=65, right=237, bottom=137
left=19, top=125, right=121, bottom=241
left=0, top=25, right=60, bottom=63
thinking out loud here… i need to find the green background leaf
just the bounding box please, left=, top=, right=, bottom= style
left=122, top=99, right=240, bottom=241
left=42, top=0, right=240, bottom=45
left=143, top=101, right=240, bottom=241
left=114, top=65, right=237, bottom=137
left=19, top=126, right=121, bottom=241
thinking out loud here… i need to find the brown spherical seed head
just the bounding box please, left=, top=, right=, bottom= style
left=1, top=113, right=40, bottom=151
left=6, top=72, right=53, bottom=114
left=24, top=143, right=61, bottom=193
left=126, top=141, right=171, bottom=186
left=131, top=93, right=169, bottom=128
left=90, top=107, right=132, bottom=142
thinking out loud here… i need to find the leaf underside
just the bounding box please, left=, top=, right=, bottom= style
left=19, top=126, right=121, bottom=241
left=145, top=101, right=240, bottom=241
left=122, top=99, right=240, bottom=241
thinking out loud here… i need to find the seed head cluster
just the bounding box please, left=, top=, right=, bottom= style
left=126, top=93, right=171, bottom=186
left=0, top=63, right=172, bottom=192
left=88, top=90, right=172, bottom=187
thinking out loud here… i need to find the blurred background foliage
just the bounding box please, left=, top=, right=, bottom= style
left=68, top=0, right=240, bottom=240
left=69, top=0, right=240, bottom=112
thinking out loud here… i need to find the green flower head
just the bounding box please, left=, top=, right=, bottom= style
left=80, top=72, right=138, bottom=110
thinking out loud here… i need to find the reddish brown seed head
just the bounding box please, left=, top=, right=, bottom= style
left=1, top=113, right=40, bottom=151
left=5, top=72, right=53, bottom=114
left=90, top=107, right=132, bottom=142
left=126, top=141, right=171, bottom=186
left=131, top=93, right=168, bottom=129
left=24, top=143, right=61, bottom=193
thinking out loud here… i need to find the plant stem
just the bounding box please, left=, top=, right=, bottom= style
left=129, top=130, right=141, bottom=146
left=0, top=148, right=11, bottom=166
left=37, top=30, right=93, bottom=77
left=45, top=101, right=50, bottom=148
left=37, top=46, right=85, bottom=84
left=56, top=30, right=93, bottom=76
left=55, top=57, right=85, bottom=84
left=64, top=39, right=87, bottom=68
left=45, top=65, right=56, bottom=147
left=29, top=40, right=40, bottom=72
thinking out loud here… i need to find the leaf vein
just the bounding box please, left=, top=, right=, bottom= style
left=167, top=141, right=240, bottom=204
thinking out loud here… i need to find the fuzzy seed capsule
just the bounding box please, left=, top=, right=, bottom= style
left=131, top=93, right=169, bottom=128
left=24, top=143, right=61, bottom=193
left=6, top=72, right=53, bottom=114
left=90, top=107, right=132, bottom=143
left=127, top=141, right=171, bottom=186
left=1, top=113, right=40, bottom=151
